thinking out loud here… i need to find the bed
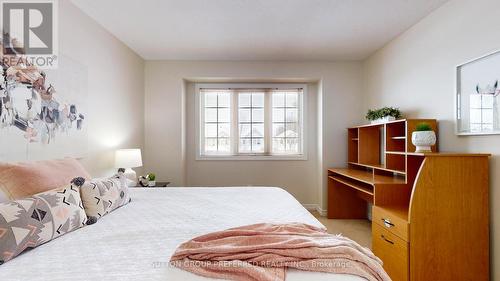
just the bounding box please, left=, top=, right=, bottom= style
left=0, top=187, right=364, bottom=281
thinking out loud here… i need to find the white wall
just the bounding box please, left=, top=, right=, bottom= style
left=363, top=0, right=500, bottom=278
left=60, top=1, right=145, bottom=177
left=144, top=61, right=363, bottom=210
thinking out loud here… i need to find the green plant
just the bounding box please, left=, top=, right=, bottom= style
left=415, top=123, right=433, bottom=131
left=147, top=173, right=156, bottom=181
left=365, top=107, right=402, bottom=121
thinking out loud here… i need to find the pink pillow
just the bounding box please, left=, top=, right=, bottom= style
left=0, top=158, right=91, bottom=201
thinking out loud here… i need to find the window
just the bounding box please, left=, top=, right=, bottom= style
left=202, top=91, right=231, bottom=154
left=197, top=84, right=306, bottom=160
left=238, top=92, right=265, bottom=153
left=272, top=91, right=300, bottom=153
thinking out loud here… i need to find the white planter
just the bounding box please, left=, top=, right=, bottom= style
left=370, top=116, right=396, bottom=124
left=412, top=131, right=436, bottom=152
left=148, top=181, right=156, bottom=187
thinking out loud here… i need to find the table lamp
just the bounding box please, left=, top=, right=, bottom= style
left=115, top=148, right=142, bottom=183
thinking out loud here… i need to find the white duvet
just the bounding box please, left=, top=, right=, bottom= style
left=0, top=187, right=363, bottom=281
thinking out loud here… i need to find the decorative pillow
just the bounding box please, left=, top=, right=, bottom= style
left=79, top=175, right=131, bottom=225
left=0, top=190, right=8, bottom=204
left=0, top=158, right=91, bottom=202
left=0, top=182, right=87, bottom=264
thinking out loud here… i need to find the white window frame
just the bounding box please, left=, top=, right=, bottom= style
left=195, top=83, right=308, bottom=161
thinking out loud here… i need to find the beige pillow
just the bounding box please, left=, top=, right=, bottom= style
left=0, top=158, right=91, bottom=202
left=0, top=182, right=87, bottom=264
left=79, top=175, right=131, bottom=225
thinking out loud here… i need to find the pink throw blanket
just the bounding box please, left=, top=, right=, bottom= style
left=170, top=223, right=390, bottom=281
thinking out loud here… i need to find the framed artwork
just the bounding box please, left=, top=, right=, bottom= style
left=0, top=54, right=88, bottom=161
left=456, top=50, right=500, bottom=135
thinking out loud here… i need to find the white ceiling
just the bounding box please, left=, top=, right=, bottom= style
left=71, top=0, right=448, bottom=61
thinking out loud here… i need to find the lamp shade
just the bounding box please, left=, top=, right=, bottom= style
left=115, top=149, right=142, bottom=168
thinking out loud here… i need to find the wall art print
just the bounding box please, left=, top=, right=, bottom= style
left=0, top=35, right=87, bottom=160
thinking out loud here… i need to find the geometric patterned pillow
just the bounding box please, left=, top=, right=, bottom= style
left=79, top=174, right=131, bottom=225
left=0, top=182, right=87, bottom=264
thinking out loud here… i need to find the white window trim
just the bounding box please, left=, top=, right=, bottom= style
left=195, top=83, right=308, bottom=161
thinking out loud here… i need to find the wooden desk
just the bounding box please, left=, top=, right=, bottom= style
left=328, top=119, right=490, bottom=281
left=328, top=168, right=407, bottom=219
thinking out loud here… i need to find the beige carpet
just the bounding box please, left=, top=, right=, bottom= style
left=311, top=211, right=372, bottom=249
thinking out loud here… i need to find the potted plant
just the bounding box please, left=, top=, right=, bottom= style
left=366, top=107, right=402, bottom=124
left=147, top=173, right=156, bottom=187
left=411, top=123, right=436, bottom=153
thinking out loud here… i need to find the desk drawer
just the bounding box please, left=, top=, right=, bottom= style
left=373, top=205, right=408, bottom=241
left=372, top=223, right=409, bottom=281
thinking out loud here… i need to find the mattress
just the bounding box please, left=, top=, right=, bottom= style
left=0, top=187, right=363, bottom=281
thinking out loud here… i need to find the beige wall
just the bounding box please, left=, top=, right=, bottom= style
left=66, top=0, right=500, bottom=274
left=184, top=81, right=319, bottom=205
left=363, top=0, right=500, bottom=278
left=60, top=1, right=144, bottom=177
left=144, top=61, right=363, bottom=210
left=67, top=0, right=500, bottom=275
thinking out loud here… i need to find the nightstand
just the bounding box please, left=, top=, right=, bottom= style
left=130, top=181, right=171, bottom=188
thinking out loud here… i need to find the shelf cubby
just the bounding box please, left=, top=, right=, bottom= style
left=386, top=120, right=406, bottom=152
left=385, top=153, right=406, bottom=172
left=358, top=125, right=382, bottom=165
left=348, top=128, right=359, bottom=163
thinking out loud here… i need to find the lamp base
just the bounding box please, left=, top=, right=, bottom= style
left=120, top=168, right=137, bottom=185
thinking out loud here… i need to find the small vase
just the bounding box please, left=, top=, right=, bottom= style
left=148, top=181, right=156, bottom=187
left=412, top=131, right=436, bottom=152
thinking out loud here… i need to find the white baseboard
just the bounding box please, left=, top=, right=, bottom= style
left=302, top=204, right=317, bottom=210
left=302, top=204, right=327, bottom=217
left=316, top=206, right=327, bottom=217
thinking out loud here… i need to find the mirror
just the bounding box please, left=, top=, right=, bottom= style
left=456, top=50, right=500, bottom=135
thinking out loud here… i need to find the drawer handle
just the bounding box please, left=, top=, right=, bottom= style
left=381, top=218, right=395, bottom=228
left=381, top=234, right=395, bottom=245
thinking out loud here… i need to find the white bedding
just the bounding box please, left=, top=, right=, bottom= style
left=0, top=187, right=363, bottom=281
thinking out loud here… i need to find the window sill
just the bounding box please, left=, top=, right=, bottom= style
left=196, top=154, right=308, bottom=161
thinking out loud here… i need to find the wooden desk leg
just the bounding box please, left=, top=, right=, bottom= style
left=327, top=177, right=368, bottom=219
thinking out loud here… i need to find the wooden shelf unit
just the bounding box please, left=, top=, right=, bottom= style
left=328, top=119, right=490, bottom=281
left=345, top=119, right=438, bottom=181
